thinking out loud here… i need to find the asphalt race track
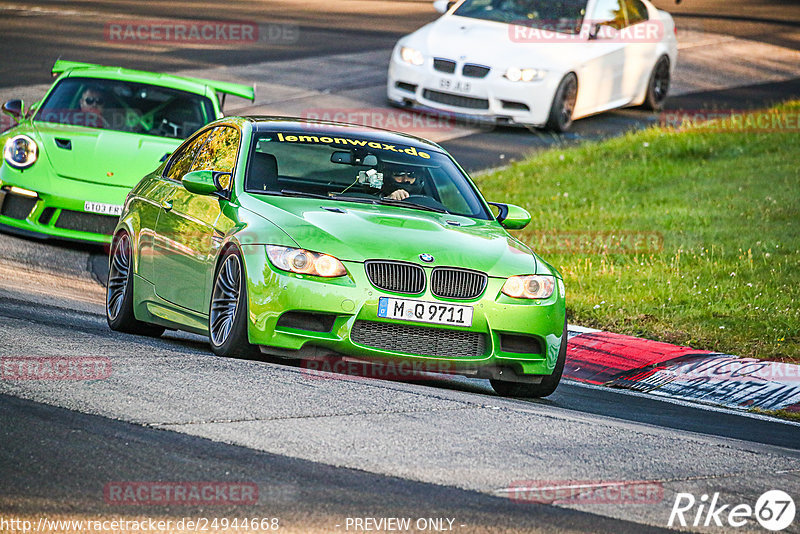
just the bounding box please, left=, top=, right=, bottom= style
left=2, top=232, right=800, bottom=533
left=1, top=1, right=800, bottom=532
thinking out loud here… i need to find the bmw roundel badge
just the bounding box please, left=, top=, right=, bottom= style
left=419, top=253, right=434, bottom=263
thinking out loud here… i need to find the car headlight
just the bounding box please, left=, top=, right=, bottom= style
left=400, top=46, right=425, bottom=66
left=3, top=135, right=38, bottom=169
left=266, top=245, right=347, bottom=278
left=504, top=67, right=547, bottom=82
left=501, top=275, right=555, bottom=299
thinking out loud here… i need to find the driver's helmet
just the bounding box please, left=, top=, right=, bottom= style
left=381, top=163, right=425, bottom=196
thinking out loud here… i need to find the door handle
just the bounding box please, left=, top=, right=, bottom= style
left=161, top=199, right=173, bottom=211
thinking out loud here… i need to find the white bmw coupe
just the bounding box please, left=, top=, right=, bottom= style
left=387, top=0, right=677, bottom=131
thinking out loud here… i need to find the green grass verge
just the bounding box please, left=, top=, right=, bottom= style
left=475, top=101, right=800, bottom=363
left=750, top=407, right=800, bottom=423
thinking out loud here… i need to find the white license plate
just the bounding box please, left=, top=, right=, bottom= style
left=84, top=201, right=122, bottom=216
left=438, top=78, right=472, bottom=94
left=378, top=297, right=473, bottom=327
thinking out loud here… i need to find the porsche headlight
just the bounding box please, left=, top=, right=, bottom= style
left=504, top=67, right=547, bottom=82
left=502, top=275, right=555, bottom=299
left=266, top=246, right=347, bottom=278
left=400, top=46, right=425, bottom=66
left=3, top=135, right=38, bottom=169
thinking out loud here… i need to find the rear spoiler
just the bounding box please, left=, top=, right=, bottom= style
left=51, top=60, right=256, bottom=102
left=183, top=76, right=256, bottom=102
left=52, top=60, right=103, bottom=75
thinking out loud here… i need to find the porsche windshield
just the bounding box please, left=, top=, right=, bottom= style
left=246, top=132, right=492, bottom=220
left=34, top=77, right=216, bottom=139
left=453, top=0, right=587, bottom=33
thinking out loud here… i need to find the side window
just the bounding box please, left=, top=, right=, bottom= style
left=192, top=126, right=240, bottom=191
left=625, top=0, right=649, bottom=25
left=164, top=130, right=211, bottom=181
left=192, top=126, right=239, bottom=173
left=592, top=0, right=626, bottom=30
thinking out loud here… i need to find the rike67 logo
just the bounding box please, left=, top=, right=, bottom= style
left=669, top=490, right=795, bottom=531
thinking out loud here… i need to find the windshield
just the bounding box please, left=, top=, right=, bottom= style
left=453, top=0, right=587, bottom=33
left=246, top=131, right=492, bottom=220
left=34, top=77, right=216, bottom=139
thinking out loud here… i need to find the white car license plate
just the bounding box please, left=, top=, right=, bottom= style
left=84, top=201, right=122, bottom=216
left=378, top=297, right=473, bottom=327
left=438, top=78, right=472, bottom=94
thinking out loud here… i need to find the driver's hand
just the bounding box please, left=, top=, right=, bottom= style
left=386, top=189, right=409, bottom=201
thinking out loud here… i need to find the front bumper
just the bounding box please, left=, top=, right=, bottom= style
left=387, top=55, right=559, bottom=128
left=241, top=245, right=566, bottom=378
left=0, top=166, right=127, bottom=244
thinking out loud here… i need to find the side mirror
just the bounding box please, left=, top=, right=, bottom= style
left=489, top=202, right=531, bottom=230
left=588, top=23, right=600, bottom=40
left=2, top=100, right=24, bottom=120
left=433, top=0, right=455, bottom=14
left=182, top=170, right=223, bottom=195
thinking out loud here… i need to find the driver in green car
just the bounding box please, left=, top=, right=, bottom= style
left=382, top=165, right=423, bottom=201
left=77, top=84, right=108, bottom=127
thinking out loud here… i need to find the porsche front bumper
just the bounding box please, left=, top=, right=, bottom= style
left=0, top=167, right=126, bottom=244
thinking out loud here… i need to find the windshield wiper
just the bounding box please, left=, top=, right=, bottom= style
left=279, top=190, right=447, bottom=213
left=280, top=189, right=375, bottom=205
left=279, top=189, right=330, bottom=199
left=375, top=198, right=448, bottom=214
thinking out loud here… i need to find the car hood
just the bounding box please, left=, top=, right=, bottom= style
left=242, top=195, right=537, bottom=277
left=406, top=16, right=585, bottom=69
left=32, top=122, right=180, bottom=187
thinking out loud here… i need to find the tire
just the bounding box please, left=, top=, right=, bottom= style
left=106, top=231, right=165, bottom=337
left=642, top=56, right=670, bottom=111
left=490, top=319, right=567, bottom=398
left=209, top=248, right=256, bottom=358
left=544, top=73, right=578, bottom=132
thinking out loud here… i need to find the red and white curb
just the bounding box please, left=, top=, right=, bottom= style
left=566, top=326, right=800, bottom=413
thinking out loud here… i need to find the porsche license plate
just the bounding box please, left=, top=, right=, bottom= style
left=378, top=297, right=473, bottom=327
left=84, top=201, right=122, bottom=216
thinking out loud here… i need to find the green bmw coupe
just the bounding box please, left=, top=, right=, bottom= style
left=107, top=116, right=567, bottom=397
left=0, top=60, right=254, bottom=243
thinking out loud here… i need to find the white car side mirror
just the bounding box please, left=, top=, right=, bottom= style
left=433, top=0, right=454, bottom=14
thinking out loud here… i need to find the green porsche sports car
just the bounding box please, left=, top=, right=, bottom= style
left=0, top=60, right=254, bottom=244
left=106, top=116, right=567, bottom=397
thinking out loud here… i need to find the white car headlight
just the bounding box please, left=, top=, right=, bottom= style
left=3, top=135, right=38, bottom=169
left=502, top=275, right=555, bottom=299
left=400, top=46, right=425, bottom=66
left=504, top=67, right=547, bottom=82
left=266, top=245, right=347, bottom=278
